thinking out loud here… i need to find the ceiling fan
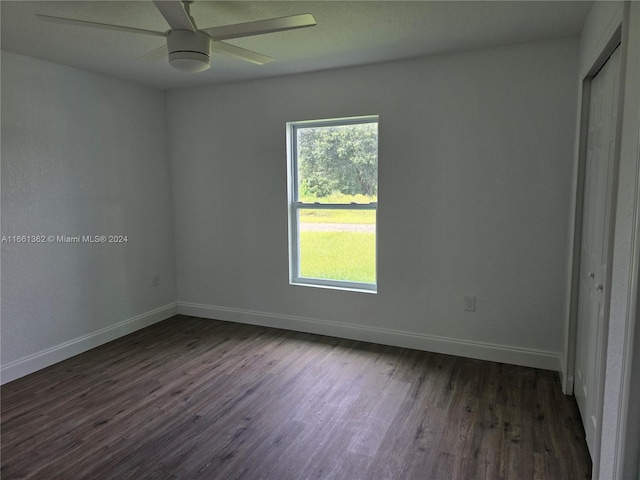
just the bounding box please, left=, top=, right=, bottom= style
left=36, top=0, right=317, bottom=73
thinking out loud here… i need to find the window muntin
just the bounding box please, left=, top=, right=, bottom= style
left=288, top=116, right=378, bottom=292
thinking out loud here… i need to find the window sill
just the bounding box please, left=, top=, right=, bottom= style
left=290, top=279, right=377, bottom=294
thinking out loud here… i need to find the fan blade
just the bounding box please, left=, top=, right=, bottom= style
left=203, top=14, right=316, bottom=41
left=36, top=14, right=166, bottom=37
left=152, top=0, right=196, bottom=33
left=139, top=44, right=169, bottom=61
left=211, top=41, right=274, bottom=65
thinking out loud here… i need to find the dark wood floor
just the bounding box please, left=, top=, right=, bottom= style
left=1, top=315, right=591, bottom=479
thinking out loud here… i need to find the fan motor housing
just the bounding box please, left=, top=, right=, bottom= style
left=167, top=30, right=211, bottom=72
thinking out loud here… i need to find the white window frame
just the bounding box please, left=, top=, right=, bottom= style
left=287, top=115, right=378, bottom=293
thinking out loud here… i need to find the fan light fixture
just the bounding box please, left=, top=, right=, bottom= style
left=167, top=30, right=211, bottom=73
left=169, top=51, right=211, bottom=72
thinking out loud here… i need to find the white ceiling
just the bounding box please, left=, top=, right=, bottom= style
left=1, top=1, right=592, bottom=90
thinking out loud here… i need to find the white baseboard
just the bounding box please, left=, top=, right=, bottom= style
left=558, top=352, right=575, bottom=395
left=177, top=302, right=562, bottom=372
left=1, top=303, right=177, bottom=385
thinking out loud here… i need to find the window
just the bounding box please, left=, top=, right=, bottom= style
left=287, top=116, right=378, bottom=292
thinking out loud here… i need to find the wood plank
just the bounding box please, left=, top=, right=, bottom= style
left=1, top=315, right=592, bottom=479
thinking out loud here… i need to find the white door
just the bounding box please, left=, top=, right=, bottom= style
left=574, top=45, right=621, bottom=456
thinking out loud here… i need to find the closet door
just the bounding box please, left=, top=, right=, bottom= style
left=574, top=45, right=621, bottom=456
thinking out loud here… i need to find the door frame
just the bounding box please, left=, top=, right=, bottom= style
left=565, top=24, right=622, bottom=471
left=611, top=3, right=640, bottom=477
left=565, top=3, right=640, bottom=478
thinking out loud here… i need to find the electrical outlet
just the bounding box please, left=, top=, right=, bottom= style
left=464, top=295, right=476, bottom=312
left=152, top=274, right=160, bottom=287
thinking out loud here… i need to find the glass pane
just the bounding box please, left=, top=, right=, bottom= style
left=298, top=208, right=376, bottom=284
left=296, top=122, right=378, bottom=204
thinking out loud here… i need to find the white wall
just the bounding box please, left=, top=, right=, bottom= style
left=1, top=52, right=177, bottom=382
left=168, top=38, right=579, bottom=370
